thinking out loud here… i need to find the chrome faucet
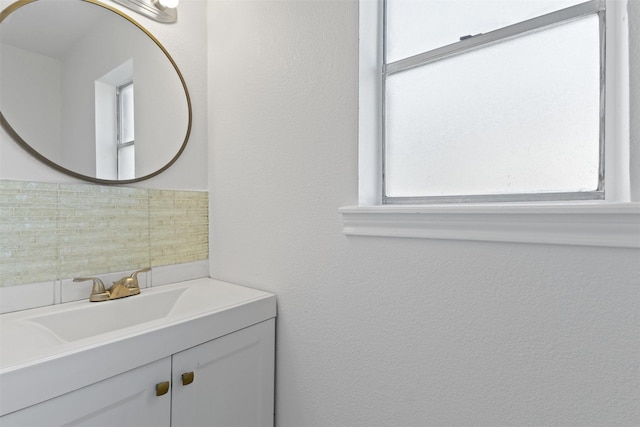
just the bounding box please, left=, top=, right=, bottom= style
left=74, top=267, right=151, bottom=302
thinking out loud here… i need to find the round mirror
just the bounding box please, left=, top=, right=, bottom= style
left=0, top=0, right=191, bottom=183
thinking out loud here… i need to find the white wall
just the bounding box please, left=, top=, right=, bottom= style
left=0, top=0, right=207, bottom=190
left=0, top=44, right=62, bottom=163
left=208, top=1, right=640, bottom=426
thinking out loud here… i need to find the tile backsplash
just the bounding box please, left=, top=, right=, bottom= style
left=0, top=180, right=208, bottom=288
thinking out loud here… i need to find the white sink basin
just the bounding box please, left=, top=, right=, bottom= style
left=26, top=287, right=187, bottom=342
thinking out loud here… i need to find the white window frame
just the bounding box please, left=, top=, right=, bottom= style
left=340, top=0, right=640, bottom=248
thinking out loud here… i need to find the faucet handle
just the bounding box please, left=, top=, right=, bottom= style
left=130, top=267, right=151, bottom=279
left=127, top=267, right=151, bottom=288
left=73, top=277, right=105, bottom=293
left=73, top=277, right=109, bottom=302
left=113, top=267, right=151, bottom=289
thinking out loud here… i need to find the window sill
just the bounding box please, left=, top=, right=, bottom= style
left=339, top=203, right=640, bottom=248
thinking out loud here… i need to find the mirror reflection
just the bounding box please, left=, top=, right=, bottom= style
left=0, top=0, right=191, bottom=183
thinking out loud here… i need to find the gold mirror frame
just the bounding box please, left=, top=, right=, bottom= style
left=0, top=0, right=192, bottom=184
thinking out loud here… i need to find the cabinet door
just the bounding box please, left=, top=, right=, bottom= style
left=0, top=357, right=171, bottom=427
left=172, top=319, right=275, bottom=427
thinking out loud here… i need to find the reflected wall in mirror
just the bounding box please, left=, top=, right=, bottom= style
left=0, top=0, right=191, bottom=183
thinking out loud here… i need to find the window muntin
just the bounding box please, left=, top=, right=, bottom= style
left=386, top=0, right=586, bottom=62
left=382, top=0, right=605, bottom=204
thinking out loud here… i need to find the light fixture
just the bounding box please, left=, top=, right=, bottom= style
left=153, top=0, right=179, bottom=9
left=111, top=0, right=179, bottom=23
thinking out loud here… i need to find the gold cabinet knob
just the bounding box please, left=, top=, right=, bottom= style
left=182, top=371, right=194, bottom=386
left=156, top=381, right=170, bottom=396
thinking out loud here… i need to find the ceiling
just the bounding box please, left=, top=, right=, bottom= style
left=1, top=1, right=107, bottom=58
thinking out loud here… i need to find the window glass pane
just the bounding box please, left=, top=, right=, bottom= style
left=386, top=0, right=585, bottom=62
left=119, top=83, right=135, bottom=144
left=384, top=15, right=600, bottom=198
left=118, top=144, right=135, bottom=180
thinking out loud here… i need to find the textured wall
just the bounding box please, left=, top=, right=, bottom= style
left=208, top=1, right=640, bottom=426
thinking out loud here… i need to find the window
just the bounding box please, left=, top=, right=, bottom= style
left=116, top=81, right=135, bottom=180
left=383, top=0, right=603, bottom=204
left=341, top=0, right=639, bottom=247
left=95, top=58, right=135, bottom=181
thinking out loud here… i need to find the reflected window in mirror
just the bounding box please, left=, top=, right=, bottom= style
left=117, top=81, right=135, bottom=180
left=95, top=59, right=135, bottom=180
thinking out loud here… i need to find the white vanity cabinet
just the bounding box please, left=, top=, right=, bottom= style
left=0, top=279, right=276, bottom=427
left=172, top=319, right=275, bottom=427
left=0, top=357, right=172, bottom=427
left=1, top=320, right=275, bottom=427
